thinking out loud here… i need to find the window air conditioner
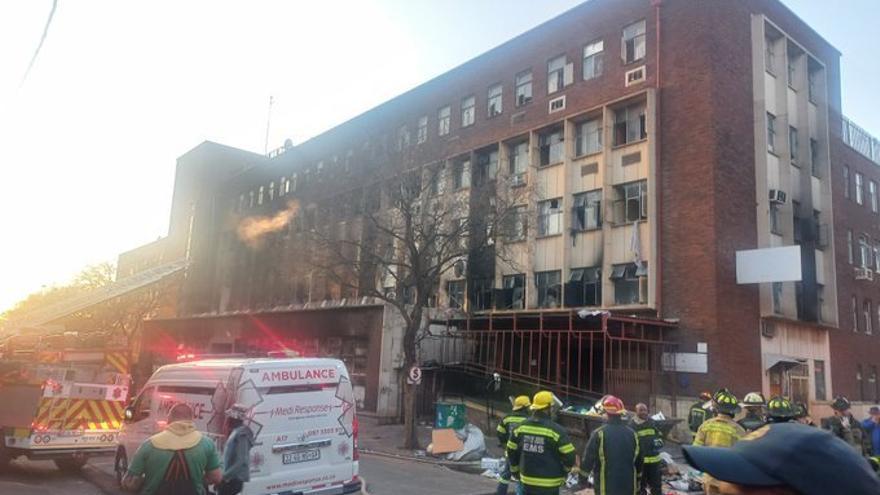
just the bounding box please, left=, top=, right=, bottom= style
left=769, top=189, right=787, bottom=204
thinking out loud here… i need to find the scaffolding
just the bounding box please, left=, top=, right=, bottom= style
left=436, top=310, right=677, bottom=409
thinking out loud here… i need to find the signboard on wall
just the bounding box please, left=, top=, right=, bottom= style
left=736, top=246, right=802, bottom=284
left=662, top=352, right=708, bottom=373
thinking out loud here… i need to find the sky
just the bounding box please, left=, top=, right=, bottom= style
left=0, top=0, right=877, bottom=314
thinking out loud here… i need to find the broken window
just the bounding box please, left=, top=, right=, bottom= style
left=500, top=274, right=525, bottom=309
left=447, top=280, right=466, bottom=309
left=583, top=40, right=604, bottom=80
left=575, top=119, right=602, bottom=156
left=572, top=190, right=602, bottom=231
left=515, top=70, right=532, bottom=106
left=453, top=159, right=471, bottom=190
left=614, top=102, right=647, bottom=146
left=438, top=106, right=451, bottom=136
left=536, top=270, right=561, bottom=308
left=539, top=128, right=564, bottom=166
left=487, top=84, right=502, bottom=117
left=547, top=55, right=568, bottom=94
left=461, top=95, right=475, bottom=127
left=610, top=263, right=647, bottom=305
left=622, top=20, right=646, bottom=64
left=475, top=149, right=498, bottom=185
left=566, top=267, right=602, bottom=307
left=538, top=199, right=563, bottom=236
left=613, top=181, right=647, bottom=224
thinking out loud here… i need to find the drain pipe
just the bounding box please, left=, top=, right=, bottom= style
left=651, top=0, right=663, bottom=319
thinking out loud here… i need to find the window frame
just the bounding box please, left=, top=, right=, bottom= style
left=508, top=141, right=529, bottom=176
left=567, top=267, right=602, bottom=307
left=575, top=118, right=602, bottom=157
left=502, top=274, right=526, bottom=309
left=537, top=198, right=563, bottom=237
left=572, top=190, right=602, bottom=231
left=844, top=165, right=850, bottom=199
left=856, top=172, right=865, bottom=205
left=417, top=115, right=428, bottom=144
left=766, top=112, right=777, bottom=154
left=446, top=280, right=466, bottom=309
left=453, top=159, right=471, bottom=190
left=871, top=180, right=878, bottom=213
left=583, top=39, right=604, bottom=80
left=772, top=282, right=783, bottom=314
left=505, top=205, right=528, bottom=242
left=613, top=102, right=647, bottom=146
left=622, top=20, right=647, bottom=64
left=810, top=138, right=820, bottom=178
left=547, top=55, right=567, bottom=94
left=461, top=95, right=476, bottom=128
left=613, top=180, right=648, bottom=224
left=538, top=128, right=565, bottom=166
left=515, top=70, right=533, bottom=107
left=535, top=270, right=562, bottom=308
left=438, top=106, right=451, bottom=136
left=789, top=126, right=798, bottom=164
left=611, top=262, right=647, bottom=305
left=487, top=84, right=503, bottom=117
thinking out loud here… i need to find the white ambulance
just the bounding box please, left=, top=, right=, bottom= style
left=115, top=357, right=361, bottom=495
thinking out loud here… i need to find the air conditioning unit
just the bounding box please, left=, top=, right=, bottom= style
left=769, top=189, right=787, bottom=204
left=549, top=95, right=566, bottom=113
left=510, top=173, right=527, bottom=187
left=855, top=266, right=874, bottom=281
left=625, top=66, right=646, bottom=87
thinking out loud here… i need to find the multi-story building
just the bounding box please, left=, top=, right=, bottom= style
left=126, top=0, right=880, bottom=416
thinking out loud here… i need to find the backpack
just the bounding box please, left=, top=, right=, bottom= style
left=157, top=449, right=199, bottom=495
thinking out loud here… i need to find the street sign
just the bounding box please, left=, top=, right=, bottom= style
left=407, top=365, right=422, bottom=385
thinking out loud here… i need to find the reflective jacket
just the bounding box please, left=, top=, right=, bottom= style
left=688, top=402, right=713, bottom=433
left=629, top=417, right=663, bottom=464
left=506, top=414, right=576, bottom=494
left=497, top=410, right=529, bottom=446
left=581, top=415, right=642, bottom=495
left=693, top=415, right=745, bottom=448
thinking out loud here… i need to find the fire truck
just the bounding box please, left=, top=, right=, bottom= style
left=0, top=330, right=130, bottom=471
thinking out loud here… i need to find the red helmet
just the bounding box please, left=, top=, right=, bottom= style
left=602, top=395, right=625, bottom=415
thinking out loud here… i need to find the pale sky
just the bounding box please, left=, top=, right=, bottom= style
left=0, top=0, right=877, bottom=313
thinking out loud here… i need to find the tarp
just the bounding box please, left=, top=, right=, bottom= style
left=8, top=259, right=187, bottom=329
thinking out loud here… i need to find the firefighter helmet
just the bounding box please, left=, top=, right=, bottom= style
left=699, top=391, right=713, bottom=401
left=530, top=391, right=554, bottom=411
left=713, top=388, right=739, bottom=415
left=766, top=396, right=795, bottom=420
left=602, top=395, right=625, bottom=415
left=743, top=392, right=766, bottom=406
left=831, top=396, right=851, bottom=412
left=512, top=395, right=531, bottom=411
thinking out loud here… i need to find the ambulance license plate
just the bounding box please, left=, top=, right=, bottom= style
left=283, top=449, right=321, bottom=464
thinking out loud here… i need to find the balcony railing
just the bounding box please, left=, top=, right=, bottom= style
left=842, top=116, right=880, bottom=165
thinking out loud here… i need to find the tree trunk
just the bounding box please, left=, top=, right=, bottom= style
left=402, top=375, right=419, bottom=450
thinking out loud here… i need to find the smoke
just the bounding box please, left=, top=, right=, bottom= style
left=237, top=200, right=299, bottom=247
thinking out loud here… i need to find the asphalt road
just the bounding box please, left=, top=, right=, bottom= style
left=0, top=458, right=104, bottom=495
left=359, top=453, right=497, bottom=495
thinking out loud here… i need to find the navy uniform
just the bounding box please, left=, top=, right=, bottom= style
left=581, top=396, right=642, bottom=495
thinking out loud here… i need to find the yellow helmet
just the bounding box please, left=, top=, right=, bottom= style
left=512, top=395, right=531, bottom=411
left=530, top=391, right=554, bottom=411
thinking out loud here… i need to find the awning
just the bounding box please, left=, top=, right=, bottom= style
left=763, top=353, right=806, bottom=371
left=8, top=259, right=187, bottom=329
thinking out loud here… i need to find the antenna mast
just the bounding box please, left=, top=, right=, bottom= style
left=264, top=95, right=274, bottom=154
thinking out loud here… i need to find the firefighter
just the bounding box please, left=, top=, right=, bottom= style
left=688, top=392, right=714, bottom=433
left=823, top=396, right=871, bottom=456
left=765, top=396, right=796, bottom=424
left=506, top=391, right=576, bottom=495
left=693, top=389, right=745, bottom=495
left=496, top=395, right=531, bottom=495
left=629, top=403, right=663, bottom=495
left=580, top=395, right=642, bottom=495
left=737, top=392, right=766, bottom=432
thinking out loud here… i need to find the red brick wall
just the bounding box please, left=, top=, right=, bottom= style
left=830, top=139, right=880, bottom=402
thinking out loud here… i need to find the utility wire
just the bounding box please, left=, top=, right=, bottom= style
left=20, top=0, right=59, bottom=88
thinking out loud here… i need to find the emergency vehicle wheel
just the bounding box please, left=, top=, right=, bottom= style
left=54, top=456, right=87, bottom=472
left=114, top=448, right=128, bottom=486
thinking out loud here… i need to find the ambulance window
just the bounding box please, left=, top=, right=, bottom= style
left=156, top=385, right=215, bottom=395
left=135, top=387, right=154, bottom=418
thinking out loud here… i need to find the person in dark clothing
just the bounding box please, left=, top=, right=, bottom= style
left=823, top=396, right=872, bottom=456
left=629, top=403, right=663, bottom=495
left=794, top=402, right=817, bottom=427
left=507, top=391, right=576, bottom=495
left=861, top=406, right=880, bottom=456
left=688, top=392, right=714, bottom=433
left=737, top=392, right=766, bottom=432
left=220, top=404, right=254, bottom=495
left=580, top=395, right=641, bottom=495
left=496, top=395, right=531, bottom=495
left=765, top=396, right=796, bottom=424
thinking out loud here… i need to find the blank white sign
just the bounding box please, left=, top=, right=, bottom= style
left=662, top=352, right=708, bottom=373
left=736, top=246, right=802, bottom=284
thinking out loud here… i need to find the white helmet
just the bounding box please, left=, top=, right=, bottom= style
left=743, top=392, right=765, bottom=406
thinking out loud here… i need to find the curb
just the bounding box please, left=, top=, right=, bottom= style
left=81, top=464, right=122, bottom=495
left=360, top=475, right=371, bottom=495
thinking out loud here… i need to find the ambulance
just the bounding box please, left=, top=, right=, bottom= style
left=115, top=357, right=361, bottom=495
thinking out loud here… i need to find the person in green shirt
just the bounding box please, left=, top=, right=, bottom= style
left=122, top=403, right=222, bottom=495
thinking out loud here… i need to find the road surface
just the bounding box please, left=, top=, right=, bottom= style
left=359, top=453, right=497, bottom=495
left=0, top=458, right=104, bottom=495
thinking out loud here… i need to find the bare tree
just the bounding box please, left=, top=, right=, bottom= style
left=301, top=161, right=529, bottom=449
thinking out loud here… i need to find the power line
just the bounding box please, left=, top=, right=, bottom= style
left=20, top=0, right=59, bottom=88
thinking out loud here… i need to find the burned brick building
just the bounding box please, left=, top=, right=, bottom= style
left=123, top=0, right=880, bottom=417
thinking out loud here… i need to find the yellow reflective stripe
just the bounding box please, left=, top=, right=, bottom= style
left=519, top=474, right=565, bottom=488
left=598, top=430, right=606, bottom=495
left=644, top=455, right=663, bottom=463
left=510, top=465, right=520, bottom=473
left=497, top=424, right=507, bottom=433
left=633, top=430, right=640, bottom=491
left=514, top=425, right=560, bottom=442
left=636, top=428, right=657, bottom=437
left=506, top=440, right=518, bottom=450
left=559, top=443, right=575, bottom=454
